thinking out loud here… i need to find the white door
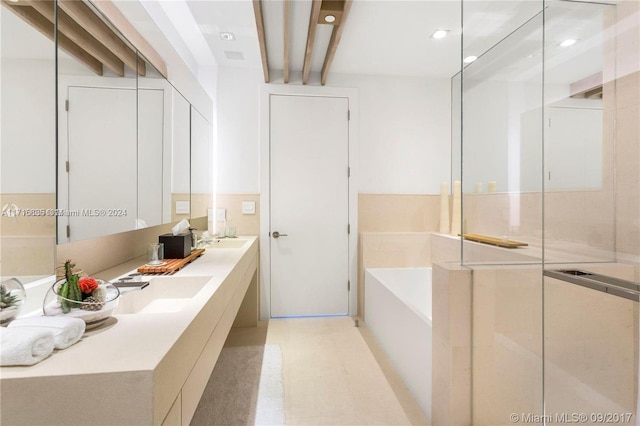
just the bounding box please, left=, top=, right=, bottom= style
left=270, top=95, right=350, bottom=317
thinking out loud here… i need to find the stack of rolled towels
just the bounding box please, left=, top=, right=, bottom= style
left=1, top=316, right=85, bottom=366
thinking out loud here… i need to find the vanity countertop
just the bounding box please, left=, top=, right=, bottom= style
left=0, top=235, right=258, bottom=380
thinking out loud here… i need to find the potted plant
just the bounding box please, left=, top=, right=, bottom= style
left=0, top=278, right=26, bottom=325
left=43, top=260, right=120, bottom=329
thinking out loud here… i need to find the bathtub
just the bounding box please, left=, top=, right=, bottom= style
left=364, top=267, right=432, bottom=421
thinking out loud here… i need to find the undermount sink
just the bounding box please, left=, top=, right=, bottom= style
left=204, top=238, right=249, bottom=249
left=114, top=276, right=211, bottom=315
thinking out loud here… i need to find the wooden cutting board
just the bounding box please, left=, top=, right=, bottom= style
left=137, top=249, right=205, bottom=274
left=462, top=233, right=528, bottom=249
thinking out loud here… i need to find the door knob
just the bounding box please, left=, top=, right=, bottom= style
left=272, top=231, right=288, bottom=239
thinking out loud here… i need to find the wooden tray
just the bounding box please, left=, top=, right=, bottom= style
left=462, top=233, right=528, bottom=249
left=137, top=249, right=205, bottom=274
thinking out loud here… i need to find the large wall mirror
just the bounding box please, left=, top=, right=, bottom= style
left=0, top=0, right=213, bottom=285
left=190, top=106, right=213, bottom=225
left=0, top=3, right=56, bottom=282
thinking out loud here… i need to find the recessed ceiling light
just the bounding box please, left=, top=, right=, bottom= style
left=560, top=39, right=577, bottom=47
left=219, top=32, right=235, bottom=41
left=8, top=0, right=19, bottom=3
left=463, top=55, right=478, bottom=64
left=431, top=30, right=449, bottom=39
left=324, top=15, right=336, bottom=23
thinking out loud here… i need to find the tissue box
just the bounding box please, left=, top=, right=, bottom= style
left=159, top=233, right=192, bottom=259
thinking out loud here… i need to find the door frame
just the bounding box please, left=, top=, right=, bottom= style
left=259, top=84, right=358, bottom=320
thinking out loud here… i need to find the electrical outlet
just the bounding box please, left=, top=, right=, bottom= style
left=242, top=201, right=256, bottom=215
left=175, top=200, right=190, bottom=215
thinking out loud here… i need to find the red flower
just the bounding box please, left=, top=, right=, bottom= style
left=78, top=277, right=99, bottom=294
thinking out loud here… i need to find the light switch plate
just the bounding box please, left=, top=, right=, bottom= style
left=242, top=201, right=256, bottom=215
left=175, top=200, right=190, bottom=215
left=216, top=208, right=226, bottom=221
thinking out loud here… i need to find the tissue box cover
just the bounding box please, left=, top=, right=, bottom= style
left=159, top=233, right=192, bottom=259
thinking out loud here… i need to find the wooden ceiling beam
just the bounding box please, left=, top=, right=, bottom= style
left=284, top=0, right=291, bottom=83
left=2, top=2, right=103, bottom=76
left=24, top=0, right=125, bottom=77
left=57, top=0, right=143, bottom=76
left=321, top=0, right=352, bottom=85
left=302, top=0, right=322, bottom=84
left=252, top=0, right=269, bottom=83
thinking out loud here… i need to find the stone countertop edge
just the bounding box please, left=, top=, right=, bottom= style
left=0, top=236, right=259, bottom=380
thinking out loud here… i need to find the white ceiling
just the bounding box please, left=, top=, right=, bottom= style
left=186, top=0, right=465, bottom=79
left=1, top=0, right=615, bottom=86
left=182, top=0, right=612, bottom=84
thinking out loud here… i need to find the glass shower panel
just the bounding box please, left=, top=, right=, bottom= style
left=543, top=0, right=616, bottom=264
left=461, top=2, right=545, bottom=424
left=543, top=0, right=639, bottom=421
left=461, top=3, right=544, bottom=266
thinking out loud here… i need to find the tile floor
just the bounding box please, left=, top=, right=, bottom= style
left=224, top=316, right=429, bottom=426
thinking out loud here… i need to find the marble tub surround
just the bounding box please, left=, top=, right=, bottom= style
left=431, top=262, right=472, bottom=426
left=431, top=261, right=637, bottom=426
left=1, top=236, right=259, bottom=426
left=358, top=231, right=540, bottom=319
left=358, top=232, right=432, bottom=318
left=543, top=264, right=637, bottom=418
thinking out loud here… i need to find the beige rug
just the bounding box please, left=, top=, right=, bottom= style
left=191, top=344, right=285, bottom=426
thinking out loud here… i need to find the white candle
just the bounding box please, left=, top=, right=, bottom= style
left=488, top=181, right=497, bottom=193
left=439, top=181, right=450, bottom=234
left=475, top=182, right=483, bottom=193
left=451, top=180, right=462, bottom=236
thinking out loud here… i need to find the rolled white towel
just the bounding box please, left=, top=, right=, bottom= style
left=0, top=327, right=54, bottom=366
left=9, top=316, right=85, bottom=350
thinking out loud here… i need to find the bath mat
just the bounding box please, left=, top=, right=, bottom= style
left=190, top=344, right=285, bottom=426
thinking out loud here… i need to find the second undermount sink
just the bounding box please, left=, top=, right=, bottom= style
left=114, top=276, right=211, bottom=315
left=204, top=238, right=249, bottom=249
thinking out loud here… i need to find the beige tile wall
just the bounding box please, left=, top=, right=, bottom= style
left=191, top=193, right=213, bottom=222
left=614, top=75, right=639, bottom=259
left=460, top=264, right=638, bottom=426
left=471, top=266, right=543, bottom=424
left=170, top=193, right=191, bottom=223
left=1, top=193, right=56, bottom=277
left=358, top=232, right=432, bottom=318
left=358, top=194, right=441, bottom=233
left=57, top=222, right=176, bottom=276
left=1, top=236, right=56, bottom=276
left=215, top=194, right=260, bottom=236
left=463, top=190, right=616, bottom=263
left=356, top=194, right=444, bottom=318
left=0, top=193, right=56, bottom=236
left=544, top=264, right=637, bottom=418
